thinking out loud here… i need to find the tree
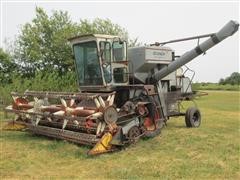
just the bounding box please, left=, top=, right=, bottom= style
left=0, top=48, right=16, bottom=84
left=79, top=18, right=128, bottom=39
left=14, top=7, right=135, bottom=77
left=219, top=72, right=240, bottom=85
left=15, top=7, right=79, bottom=76
left=225, top=72, right=240, bottom=85
left=78, top=18, right=139, bottom=47
left=219, top=78, right=225, bottom=85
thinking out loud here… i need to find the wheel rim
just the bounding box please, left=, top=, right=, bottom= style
left=128, top=126, right=141, bottom=139
left=192, top=111, right=200, bottom=126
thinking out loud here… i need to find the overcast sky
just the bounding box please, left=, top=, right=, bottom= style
left=1, top=1, right=239, bottom=82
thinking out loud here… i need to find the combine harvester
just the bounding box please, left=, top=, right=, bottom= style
left=5, top=20, right=239, bottom=155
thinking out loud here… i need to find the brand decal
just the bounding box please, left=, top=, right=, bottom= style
left=153, top=51, right=166, bottom=56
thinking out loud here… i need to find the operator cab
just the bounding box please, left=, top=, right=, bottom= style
left=69, top=34, right=129, bottom=91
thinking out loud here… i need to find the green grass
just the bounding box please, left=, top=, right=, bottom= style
left=192, top=83, right=240, bottom=91
left=0, top=91, right=239, bottom=179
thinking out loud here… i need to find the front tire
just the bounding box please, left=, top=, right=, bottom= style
left=185, top=107, right=201, bottom=128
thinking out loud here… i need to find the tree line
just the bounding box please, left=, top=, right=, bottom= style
left=0, top=7, right=138, bottom=85
left=219, top=72, right=240, bottom=85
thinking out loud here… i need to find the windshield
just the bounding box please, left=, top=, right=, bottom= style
left=73, top=41, right=103, bottom=86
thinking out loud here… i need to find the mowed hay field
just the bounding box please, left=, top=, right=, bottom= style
left=0, top=91, right=239, bottom=179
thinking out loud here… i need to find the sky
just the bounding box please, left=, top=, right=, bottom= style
left=1, top=0, right=239, bottom=82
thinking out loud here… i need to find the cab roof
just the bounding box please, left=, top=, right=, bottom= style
left=68, top=34, right=119, bottom=42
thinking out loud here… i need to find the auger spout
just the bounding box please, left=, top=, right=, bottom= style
left=153, top=20, right=239, bottom=81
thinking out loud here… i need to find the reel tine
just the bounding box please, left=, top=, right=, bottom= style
left=94, top=97, right=101, bottom=109
left=53, top=110, right=65, bottom=116
left=34, top=97, right=39, bottom=102
left=47, top=117, right=52, bottom=122
left=70, top=99, right=75, bottom=107
left=35, top=116, right=41, bottom=126
left=109, top=94, right=115, bottom=106
left=73, top=120, right=79, bottom=125
left=12, top=96, right=18, bottom=102
left=100, top=121, right=106, bottom=133
left=62, top=119, right=68, bottom=130
left=107, top=95, right=111, bottom=101
left=98, top=96, right=105, bottom=108
left=60, top=98, right=67, bottom=108
left=87, top=112, right=103, bottom=119
left=96, top=121, right=102, bottom=135
left=70, top=94, right=76, bottom=107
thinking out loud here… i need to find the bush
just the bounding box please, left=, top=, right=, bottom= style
left=0, top=71, right=78, bottom=105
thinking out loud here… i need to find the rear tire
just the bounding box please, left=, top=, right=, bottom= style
left=185, top=107, right=201, bottom=128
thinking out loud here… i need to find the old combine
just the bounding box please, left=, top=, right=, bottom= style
left=5, top=20, right=239, bottom=155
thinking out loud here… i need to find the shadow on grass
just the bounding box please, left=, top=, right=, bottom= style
left=1, top=129, right=93, bottom=158
left=1, top=123, right=194, bottom=160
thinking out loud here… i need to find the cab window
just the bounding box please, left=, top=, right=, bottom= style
left=99, top=41, right=111, bottom=63
left=113, top=67, right=128, bottom=83
left=100, top=41, right=112, bottom=83
left=113, top=41, right=127, bottom=61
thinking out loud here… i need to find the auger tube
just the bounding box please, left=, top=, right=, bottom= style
left=153, top=20, right=239, bottom=81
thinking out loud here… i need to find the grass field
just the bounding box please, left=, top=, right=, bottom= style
left=0, top=91, right=239, bottom=179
